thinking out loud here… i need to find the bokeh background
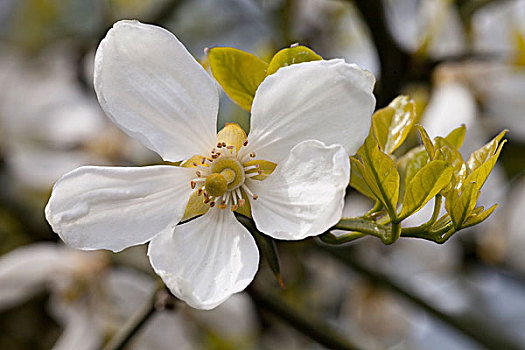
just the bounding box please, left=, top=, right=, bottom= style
left=1, top=0, right=525, bottom=349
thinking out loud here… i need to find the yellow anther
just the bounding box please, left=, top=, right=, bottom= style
left=205, top=173, right=228, bottom=197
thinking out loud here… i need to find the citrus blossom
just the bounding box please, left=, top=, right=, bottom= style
left=45, top=20, right=375, bottom=309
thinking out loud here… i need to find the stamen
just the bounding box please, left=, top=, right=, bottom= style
left=235, top=188, right=245, bottom=207
left=212, top=153, right=220, bottom=159
left=196, top=170, right=201, bottom=177
left=197, top=188, right=203, bottom=196
left=217, top=142, right=223, bottom=148
left=190, top=181, right=196, bottom=189
left=231, top=190, right=239, bottom=211
left=243, top=140, right=248, bottom=147
left=249, top=152, right=256, bottom=158
left=210, top=201, right=215, bottom=207
left=218, top=203, right=227, bottom=209
left=203, top=197, right=211, bottom=204
left=242, top=184, right=258, bottom=200
left=244, top=165, right=258, bottom=171
left=201, top=157, right=206, bottom=165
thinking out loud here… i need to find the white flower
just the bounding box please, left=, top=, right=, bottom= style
left=384, top=0, right=466, bottom=58
left=0, top=244, right=195, bottom=350
left=45, top=20, right=375, bottom=309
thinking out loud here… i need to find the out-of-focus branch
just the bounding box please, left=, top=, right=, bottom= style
left=350, top=0, right=410, bottom=107
left=319, top=244, right=525, bottom=350
left=103, top=287, right=178, bottom=350
left=248, top=286, right=361, bottom=350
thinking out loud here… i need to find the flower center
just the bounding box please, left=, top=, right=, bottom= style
left=183, top=124, right=277, bottom=216
left=208, top=156, right=245, bottom=191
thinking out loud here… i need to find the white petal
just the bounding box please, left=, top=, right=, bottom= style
left=148, top=209, right=259, bottom=310
left=249, top=140, right=350, bottom=240
left=94, top=20, right=219, bottom=161
left=246, top=59, right=375, bottom=163
left=0, top=244, right=73, bottom=310
left=45, top=165, right=195, bottom=252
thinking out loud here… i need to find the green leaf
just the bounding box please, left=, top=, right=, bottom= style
left=349, top=157, right=377, bottom=199
left=399, top=160, right=452, bottom=220
left=467, top=130, right=508, bottom=172
left=397, top=146, right=429, bottom=199
left=356, top=134, right=400, bottom=219
left=434, top=137, right=468, bottom=192
left=464, top=139, right=506, bottom=191
left=208, top=47, right=268, bottom=111
left=266, top=45, right=322, bottom=76
left=444, top=125, right=467, bottom=149
left=372, top=95, right=417, bottom=154
left=445, top=182, right=479, bottom=229
left=416, top=125, right=435, bottom=159
left=462, top=204, right=498, bottom=228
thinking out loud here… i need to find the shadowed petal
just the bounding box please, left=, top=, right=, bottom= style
left=148, top=209, right=259, bottom=310
left=249, top=140, right=350, bottom=240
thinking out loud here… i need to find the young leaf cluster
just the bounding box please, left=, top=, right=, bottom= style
left=329, top=96, right=506, bottom=245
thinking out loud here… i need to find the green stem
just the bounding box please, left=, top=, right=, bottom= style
left=320, top=245, right=524, bottom=350
left=320, top=231, right=367, bottom=244
left=333, top=218, right=389, bottom=239
left=248, top=286, right=360, bottom=350
left=386, top=221, right=401, bottom=244
left=422, top=195, right=442, bottom=229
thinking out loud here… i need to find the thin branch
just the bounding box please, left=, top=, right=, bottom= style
left=248, top=286, right=361, bottom=350
left=350, top=0, right=410, bottom=106
left=319, top=244, right=525, bottom=350
left=103, top=287, right=177, bottom=350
